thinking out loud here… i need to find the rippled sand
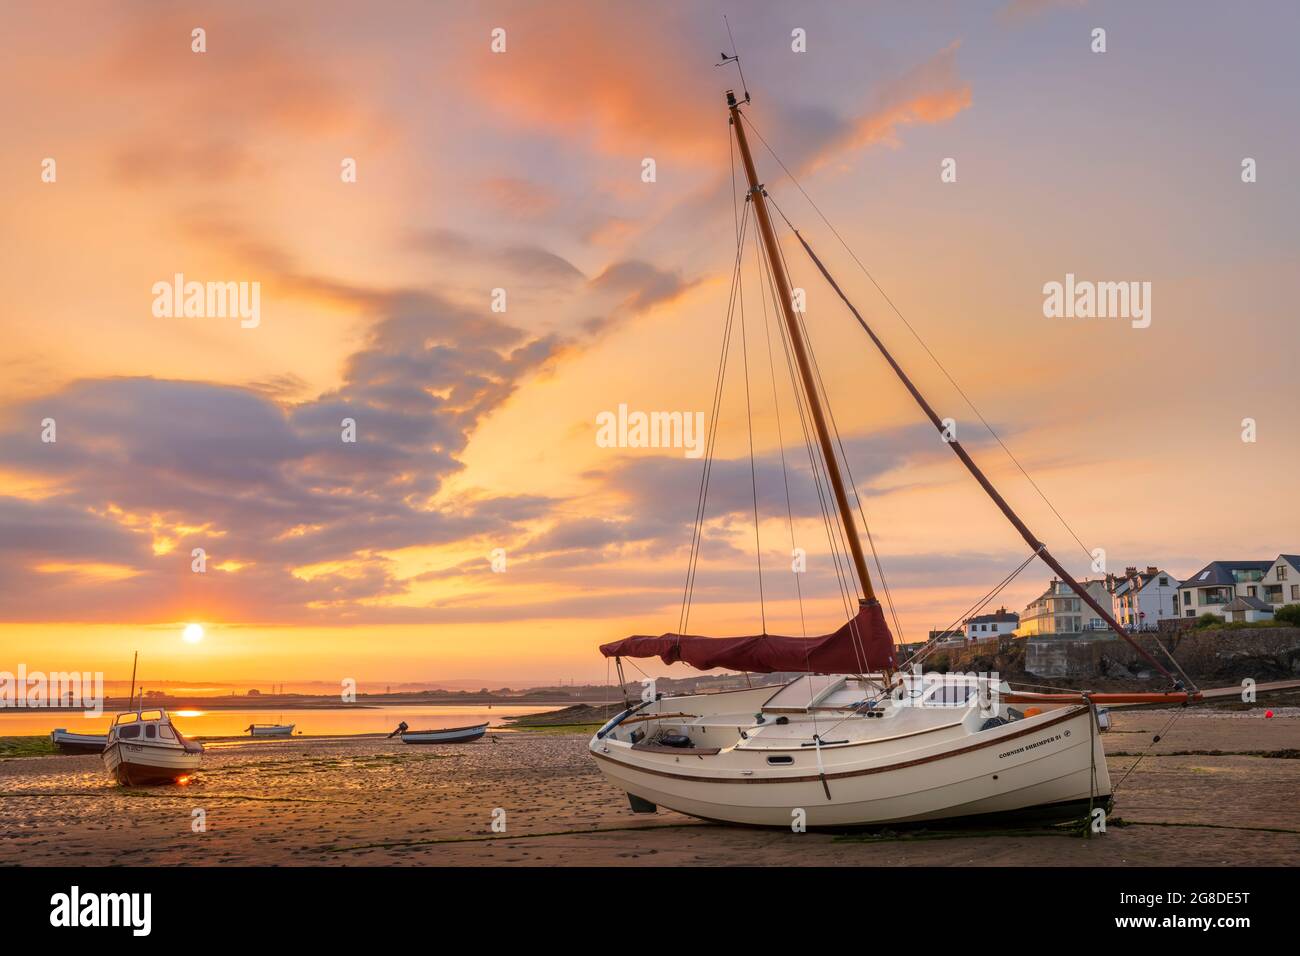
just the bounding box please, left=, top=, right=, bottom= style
left=1, top=711, right=1295, bottom=866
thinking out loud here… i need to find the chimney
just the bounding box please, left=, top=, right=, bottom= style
left=1146, top=566, right=1158, bottom=575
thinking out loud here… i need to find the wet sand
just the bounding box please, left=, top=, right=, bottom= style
left=1, top=709, right=1295, bottom=866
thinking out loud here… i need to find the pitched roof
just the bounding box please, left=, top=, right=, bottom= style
left=967, top=609, right=1019, bottom=625
left=1179, top=561, right=1273, bottom=588
left=1223, top=596, right=1273, bottom=612
left=1113, top=571, right=1166, bottom=595
left=1275, top=554, right=1300, bottom=568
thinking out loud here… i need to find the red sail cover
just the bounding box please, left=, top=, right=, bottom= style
left=600, top=601, right=896, bottom=674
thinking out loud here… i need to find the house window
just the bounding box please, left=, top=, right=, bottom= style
left=1291, top=585, right=1299, bottom=600
left=1159, top=577, right=1168, bottom=586
left=1247, top=586, right=1257, bottom=597
left=1279, top=565, right=1288, bottom=581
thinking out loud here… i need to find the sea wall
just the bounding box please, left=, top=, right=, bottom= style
left=1022, top=627, right=1300, bottom=680
left=923, top=627, right=1300, bottom=681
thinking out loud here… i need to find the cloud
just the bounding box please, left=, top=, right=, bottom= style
left=588, top=260, right=696, bottom=314
left=412, top=229, right=585, bottom=285
left=0, top=285, right=566, bottom=623
left=802, top=42, right=972, bottom=173
left=455, top=4, right=720, bottom=163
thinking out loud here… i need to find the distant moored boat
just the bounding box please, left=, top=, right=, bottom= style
left=246, top=723, right=295, bottom=737
left=396, top=722, right=488, bottom=744
left=50, top=729, right=107, bottom=754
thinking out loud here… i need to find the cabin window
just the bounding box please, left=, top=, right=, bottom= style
left=119, top=725, right=141, bottom=739
left=145, top=725, right=156, bottom=739
left=140, top=710, right=163, bottom=721
left=766, top=755, right=794, bottom=765
left=159, top=725, right=175, bottom=739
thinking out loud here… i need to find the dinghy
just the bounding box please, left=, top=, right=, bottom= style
left=393, top=722, right=488, bottom=744
left=589, top=79, right=1198, bottom=829
left=50, top=729, right=107, bottom=754
left=246, top=723, right=295, bottom=737
left=102, top=708, right=203, bottom=785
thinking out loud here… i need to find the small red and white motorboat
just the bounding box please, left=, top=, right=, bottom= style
left=101, top=709, right=203, bottom=785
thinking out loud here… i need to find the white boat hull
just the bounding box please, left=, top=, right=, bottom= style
left=590, top=681, right=1111, bottom=828
left=102, top=740, right=202, bottom=786
left=249, top=724, right=295, bottom=737
left=400, top=722, right=488, bottom=744
left=50, top=730, right=107, bottom=755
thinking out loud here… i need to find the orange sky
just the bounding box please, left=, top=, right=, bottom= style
left=1, top=1, right=1296, bottom=684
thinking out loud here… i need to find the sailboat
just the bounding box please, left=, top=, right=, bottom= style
left=588, top=84, right=1197, bottom=828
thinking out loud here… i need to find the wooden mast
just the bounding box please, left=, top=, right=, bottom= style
left=728, top=90, right=878, bottom=607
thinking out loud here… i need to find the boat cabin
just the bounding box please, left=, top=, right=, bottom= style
left=108, top=709, right=200, bottom=751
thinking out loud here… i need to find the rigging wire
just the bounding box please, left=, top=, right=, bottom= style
left=751, top=217, right=821, bottom=731
left=756, top=223, right=855, bottom=619
left=903, top=546, right=1043, bottom=672
left=736, top=199, right=767, bottom=633
left=752, top=219, right=867, bottom=674
left=678, top=200, right=751, bottom=636
left=758, top=234, right=854, bottom=617
left=741, top=113, right=1094, bottom=566
left=770, top=217, right=907, bottom=646
left=753, top=224, right=809, bottom=641
left=1112, top=706, right=1189, bottom=794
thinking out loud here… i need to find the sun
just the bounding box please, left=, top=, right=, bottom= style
left=182, top=623, right=205, bottom=645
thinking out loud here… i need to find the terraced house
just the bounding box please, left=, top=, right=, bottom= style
left=1107, top=566, right=1180, bottom=631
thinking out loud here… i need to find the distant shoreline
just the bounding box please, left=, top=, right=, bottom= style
left=0, top=692, right=605, bottom=714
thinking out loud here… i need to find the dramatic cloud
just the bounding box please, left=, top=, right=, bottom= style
left=0, top=289, right=564, bottom=623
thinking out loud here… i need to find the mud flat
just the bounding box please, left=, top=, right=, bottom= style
left=0, top=709, right=1295, bottom=866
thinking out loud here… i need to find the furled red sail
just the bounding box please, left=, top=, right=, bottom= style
left=600, top=601, right=896, bottom=674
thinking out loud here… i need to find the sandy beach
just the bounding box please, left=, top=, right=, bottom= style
left=1, top=708, right=1296, bottom=866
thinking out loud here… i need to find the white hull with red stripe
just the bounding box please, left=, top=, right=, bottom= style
left=590, top=675, right=1110, bottom=828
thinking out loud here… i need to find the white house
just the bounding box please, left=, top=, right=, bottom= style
left=1259, top=554, right=1300, bottom=610
left=1177, top=560, right=1274, bottom=618
left=964, top=607, right=1019, bottom=640
left=1018, top=578, right=1111, bottom=636
left=1107, top=566, right=1179, bottom=631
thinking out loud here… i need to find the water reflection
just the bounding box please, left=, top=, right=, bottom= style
left=0, top=704, right=556, bottom=738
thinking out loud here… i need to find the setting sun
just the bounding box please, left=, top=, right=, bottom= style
left=182, top=623, right=204, bottom=645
